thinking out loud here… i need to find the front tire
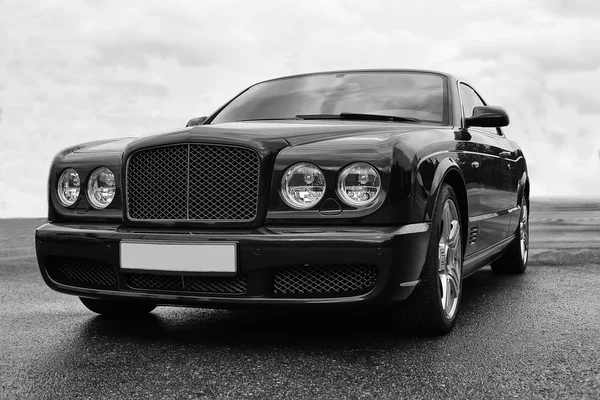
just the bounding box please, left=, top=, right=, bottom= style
left=79, top=297, right=156, bottom=319
left=391, top=184, right=463, bottom=335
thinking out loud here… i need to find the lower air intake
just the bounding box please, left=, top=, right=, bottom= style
left=126, top=274, right=183, bottom=291
left=46, top=257, right=118, bottom=289
left=126, top=273, right=247, bottom=294
left=184, top=276, right=247, bottom=294
left=273, top=264, right=377, bottom=297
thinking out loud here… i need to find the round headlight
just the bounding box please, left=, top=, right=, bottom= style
left=87, top=167, right=116, bottom=209
left=337, top=162, right=381, bottom=207
left=280, top=163, right=326, bottom=210
left=57, top=168, right=81, bottom=207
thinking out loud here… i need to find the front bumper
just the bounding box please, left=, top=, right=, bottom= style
left=35, top=222, right=431, bottom=308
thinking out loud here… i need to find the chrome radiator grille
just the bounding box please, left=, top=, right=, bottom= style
left=126, top=144, right=260, bottom=221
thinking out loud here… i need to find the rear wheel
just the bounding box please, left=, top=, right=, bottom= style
left=79, top=297, right=156, bottom=318
left=491, top=198, right=529, bottom=274
left=391, top=184, right=463, bottom=335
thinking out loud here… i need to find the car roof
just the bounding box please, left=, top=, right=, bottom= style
left=255, top=69, right=459, bottom=85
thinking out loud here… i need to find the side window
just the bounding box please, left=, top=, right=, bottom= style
left=459, top=83, right=499, bottom=136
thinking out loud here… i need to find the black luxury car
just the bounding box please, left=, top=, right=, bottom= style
left=35, top=70, right=529, bottom=334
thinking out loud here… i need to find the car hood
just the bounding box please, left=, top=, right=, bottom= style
left=199, top=121, right=433, bottom=146
left=73, top=121, right=436, bottom=154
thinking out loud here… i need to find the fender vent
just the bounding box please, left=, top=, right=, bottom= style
left=469, top=227, right=479, bottom=246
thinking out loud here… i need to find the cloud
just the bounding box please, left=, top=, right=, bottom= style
left=546, top=69, right=600, bottom=114
left=544, top=0, right=600, bottom=17
left=456, top=18, right=600, bottom=72
left=1, top=0, right=600, bottom=217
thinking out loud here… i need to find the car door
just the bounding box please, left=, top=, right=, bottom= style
left=458, top=83, right=516, bottom=252
left=454, top=140, right=481, bottom=259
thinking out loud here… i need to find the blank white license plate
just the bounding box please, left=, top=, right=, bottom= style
left=120, top=242, right=237, bottom=274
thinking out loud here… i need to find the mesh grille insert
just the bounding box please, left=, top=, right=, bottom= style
left=126, top=273, right=247, bottom=294
left=127, top=145, right=188, bottom=220
left=46, top=258, right=118, bottom=289
left=189, top=145, right=259, bottom=220
left=273, top=264, right=377, bottom=297
left=184, top=276, right=247, bottom=294
left=126, top=274, right=183, bottom=291
left=126, top=144, right=260, bottom=221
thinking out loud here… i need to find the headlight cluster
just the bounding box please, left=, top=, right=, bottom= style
left=56, top=167, right=116, bottom=209
left=280, top=163, right=326, bottom=210
left=280, top=162, right=381, bottom=210
left=337, top=163, right=381, bottom=206
left=57, top=168, right=81, bottom=207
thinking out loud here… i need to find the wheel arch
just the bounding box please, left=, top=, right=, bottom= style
left=517, top=172, right=530, bottom=209
left=423, top=158, right=469, bottom=253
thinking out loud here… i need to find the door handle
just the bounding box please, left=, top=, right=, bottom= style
left=471, top=161, right=480, bottom=169
left=499, top=151, right=512, bottom=158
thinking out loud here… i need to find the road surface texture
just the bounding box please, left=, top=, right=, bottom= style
left=1, top=198, right=599, bottom=399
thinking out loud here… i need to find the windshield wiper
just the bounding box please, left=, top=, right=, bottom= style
left=234, top=118, right=298, bottom=122
left=295, top=113, right=421, bottom=123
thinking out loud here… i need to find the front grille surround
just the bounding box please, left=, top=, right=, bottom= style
left=125, top=143, right=261, bottom=222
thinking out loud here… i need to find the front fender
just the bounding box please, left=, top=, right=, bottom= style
left=415, top=156, right=466, bottom=222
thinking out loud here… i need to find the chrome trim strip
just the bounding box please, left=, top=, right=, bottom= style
left=510, top=155, right=523, bottom=163
left=416, top=150, right=450, bottom=169
left=186, top=144, right=190, bottom=219
left=394, top=222, right=430, bottom=235
left=470, top=205, right=520, bottom=223
left=399, top=280, right=420, bottom=288
left=470, top=211, right=503, bottom=223
left=457, top=80, right=467, bottom=127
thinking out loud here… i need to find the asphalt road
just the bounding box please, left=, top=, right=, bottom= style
left=1, top=198, right=600, bottom=399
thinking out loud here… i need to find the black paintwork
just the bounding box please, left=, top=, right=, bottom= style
left=36, top=69, right=529, bottom=307
left=36, top=223, right=432, bottom=306
left=466, top=106, right=510, bottom=128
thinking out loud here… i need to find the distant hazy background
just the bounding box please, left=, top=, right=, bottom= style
left=1, top=0, right=599, bottom=217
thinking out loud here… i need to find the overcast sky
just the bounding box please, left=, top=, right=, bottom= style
left=1, top=0, right=599, bottom=217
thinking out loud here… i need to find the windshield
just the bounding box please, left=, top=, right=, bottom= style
left=210, top=71, right=448, bottom=125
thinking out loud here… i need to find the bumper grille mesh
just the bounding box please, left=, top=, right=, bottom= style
left=127, top=274, right=183, bottom=291
left=46, top=258, right=118, bottom=289
left=273, top=264, right=377, bottom=297
left=126, top=273, right=247, bottom=294
left=126, top=144, right=260, bottom=221
left=185, top=276, right=247, bottom=294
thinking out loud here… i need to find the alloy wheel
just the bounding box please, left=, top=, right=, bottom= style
left=520, top=204, right=529, bottom=263
left=438, top=199, right=462, bottom=320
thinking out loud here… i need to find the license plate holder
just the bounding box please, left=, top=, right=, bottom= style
left=120, top=241, right=237, bottom=276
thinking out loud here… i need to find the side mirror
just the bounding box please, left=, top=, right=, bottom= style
left=186, top=116, right=207, bottom=127
left=466, top=106, right=509, bottom=128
